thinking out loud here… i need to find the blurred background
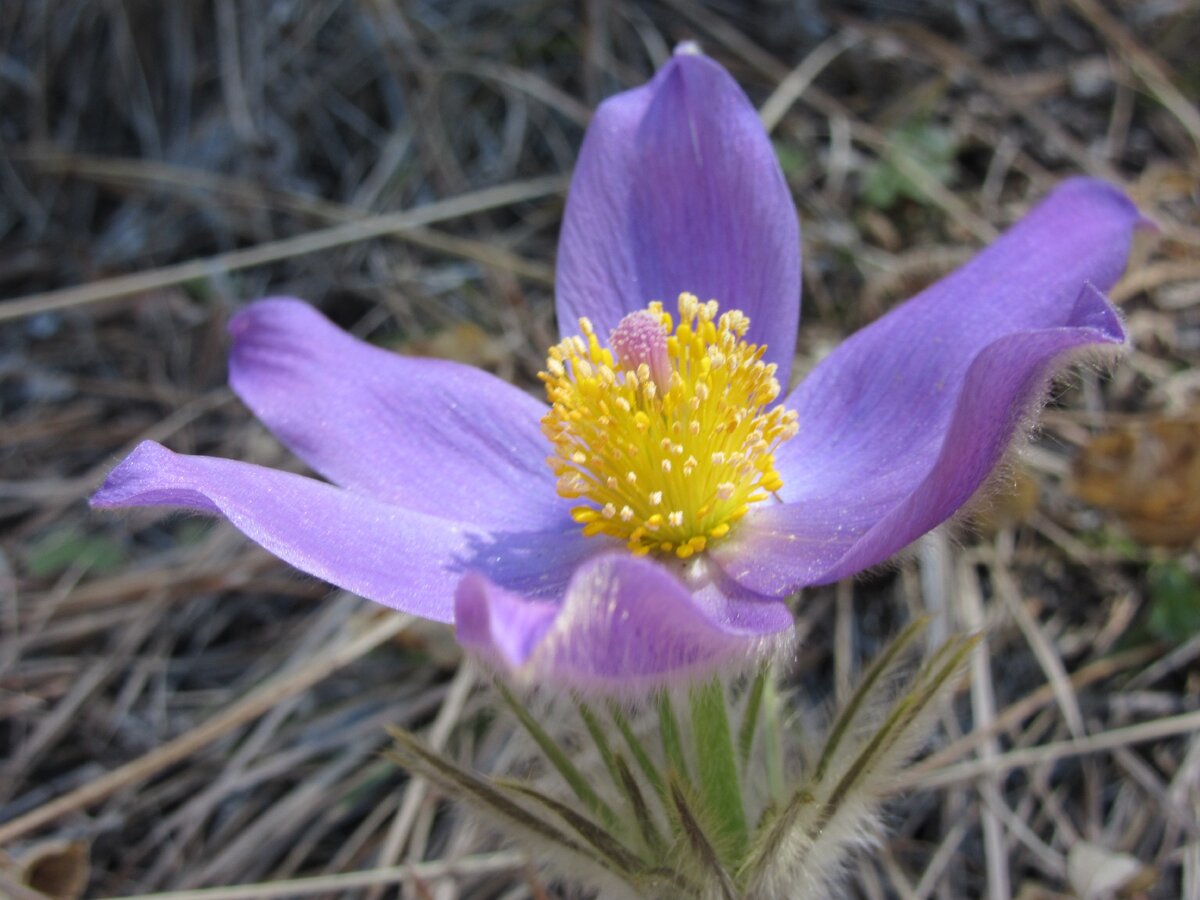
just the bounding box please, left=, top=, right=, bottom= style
left=1, top=1, right=1198, bottom=897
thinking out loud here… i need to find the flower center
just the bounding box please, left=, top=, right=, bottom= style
left=540, top=292, right=799, bottom=559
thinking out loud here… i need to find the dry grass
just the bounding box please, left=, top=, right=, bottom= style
left=2, top=1, right=1198, bottom=897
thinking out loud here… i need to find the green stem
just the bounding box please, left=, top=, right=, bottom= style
left=658, top=691, right=690, bottom=782
left=762, top=676, right=785, bottom=801
left=737, top=667, right=768, bottom=766
left=689, top=678, right=748, bottom=863
left=577, top=700, right=623, bottom=790
left=493, top=679, right=618, bottom=829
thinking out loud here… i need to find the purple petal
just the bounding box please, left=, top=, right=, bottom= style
left=229, top=298, right=559, bottom=530
left=556, top=50, right=801, bottom=379
left=454, top=574, right=560, bottom=667
left=455, top=553, right=793, bottom=695
left=713, top=179, right=1140, bottom=595
left=91, top=442, right=592, bottom=622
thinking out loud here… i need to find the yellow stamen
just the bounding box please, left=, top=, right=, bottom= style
left=539, top=293, right=798, bottom=559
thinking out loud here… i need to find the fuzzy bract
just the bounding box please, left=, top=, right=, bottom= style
left=93, top=48, right=1142, bottom=694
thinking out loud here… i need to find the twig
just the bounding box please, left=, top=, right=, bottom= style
left=1065, top=0, right=1200, bottom=154
left=111, top=851, right=526, bottom=900
left=0, top=612, right=413, bottom=844
left=899, top=710, right=1200, bottom=792
left=759, top=30, right=863, bottom=133
left=0, top=176, right=566, bottom=323
left=16, top=151, right=556, bottom=286
left=957, top=557, right=1011, bottom=900
left=367, top=663, right=476, bottom=900
left=911, top=645, right=1161, bottom=776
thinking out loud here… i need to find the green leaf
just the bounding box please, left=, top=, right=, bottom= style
left=737, top=668, right=768, bottom=766
left=861, top=162, right=903, bottom=210
left=738, top=787, right=815, bottom=883
left=607, top=702, right=667, bottom=806
left=390, top=727, right=691, bottom=896
left=772, top=140, right=808, bottom=180
left=576, top=700, right=622, bottom=788
left=861, top=121, right=958, bottom=209
left=818, top=633, right=980, bottom=830
left=492, top=679, right=618, bottom=829
left=742, top=634, right=978, bottom=890
left=1147, top=561, right=1200, bottom=644
left=814, top=616, right=929, bottom=781
left=613, top=753, right=667, bottom=858
left=689, top=679, right=748, bottom=863
left=497, top=778, right=649, bottom=876
left=578, top=701, right=667, bottom=854
left=27, top=525, right=126, bottom=578
left=669, top=776, right=738, bottom=900
left=658, top=691, right=690, bottom=782
left=386, top=727, right=611, bottom=872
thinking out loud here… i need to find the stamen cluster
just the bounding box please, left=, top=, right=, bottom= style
left=541, top=293, right=799, bottom=558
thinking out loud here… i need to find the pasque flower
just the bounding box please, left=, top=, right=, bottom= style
left=93, top=49, right=1141, bottom=694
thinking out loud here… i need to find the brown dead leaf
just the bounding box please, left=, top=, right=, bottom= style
left=1013, top=884, right=1072, bottom=900
left=1071, top=415, right=1200, bottom=547
left=974, top=465, right=1042, bottom=533
left=399, top=321, right=511, bottom=368
left=0, top=839, right=90, bottom=900
left=1067, top=840, right=1156, bottom=899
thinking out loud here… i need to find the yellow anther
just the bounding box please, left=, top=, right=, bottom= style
left=539, top=293, right=798, bottom=558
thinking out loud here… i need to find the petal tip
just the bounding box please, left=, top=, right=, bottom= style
left=658, top=44, right=733, bottom=92
left=455, top=573, right=556, bottom=668
left=1074, top=282, right=1127, bottom=345
left=228, top=296, right=312, bottom=342
left=457, top=555, right=793, bottom=697
left=1053, top=176, right=1143, bottom=228
left=1135, top=210, right=1161, bottom=234
left=90, top=441, right=175, bottom=509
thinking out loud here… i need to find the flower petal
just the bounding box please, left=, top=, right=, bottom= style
left=713, top=178, right=1140, bottom=595
left=556, top=50, right=801, bottom=379
left=91, top=441, right=591, bottom=622
left=229, top=298, right=559, bottom=530
left=455, top=553, right=793, bottom=695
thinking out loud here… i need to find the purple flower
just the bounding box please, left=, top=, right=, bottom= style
left=93, top=50, right=1142, bottom=694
